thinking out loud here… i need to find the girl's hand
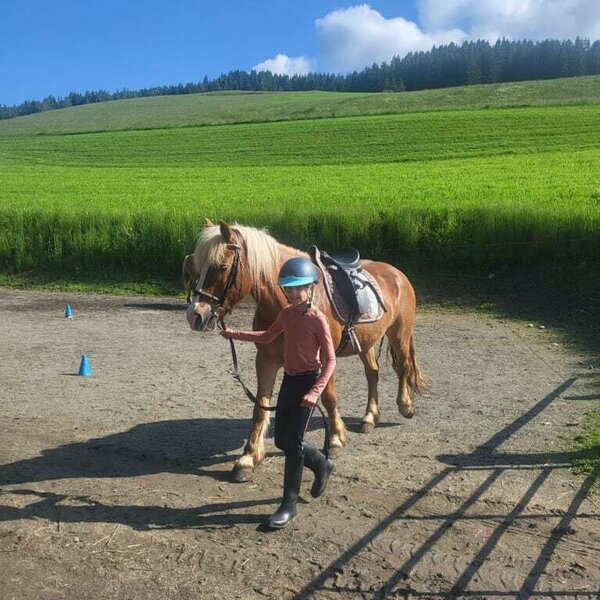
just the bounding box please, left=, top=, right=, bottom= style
left=220, top=330, right=234, bottom=339
left=301, top=394, right=317, bottom=408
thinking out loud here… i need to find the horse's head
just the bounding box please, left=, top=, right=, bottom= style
left=186, top=220, right=252, bottom=332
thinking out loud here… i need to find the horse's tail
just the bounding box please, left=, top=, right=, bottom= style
left=389, top=335, right=428, bottom=396
left=408, top=336, right=428, bottom=395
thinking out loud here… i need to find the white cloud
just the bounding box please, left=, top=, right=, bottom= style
left=252, top=54, right=311, bottom=76
left=256, top=1, right=600, bottom=77
left=418, top=0, right=600, bottom=41
left=315, top=4, right=465, bottom=72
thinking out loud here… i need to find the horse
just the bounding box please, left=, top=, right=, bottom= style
left=187, top=219, right=426, bottom=482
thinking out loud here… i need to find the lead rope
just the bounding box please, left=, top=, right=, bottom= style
left=218, top=317, right=331, bottom=458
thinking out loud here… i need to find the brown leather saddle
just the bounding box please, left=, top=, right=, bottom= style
left=308, top=246, right=386, bottom=354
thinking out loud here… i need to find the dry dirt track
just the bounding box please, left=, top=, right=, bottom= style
left=0, top=287, right=599, bottom=600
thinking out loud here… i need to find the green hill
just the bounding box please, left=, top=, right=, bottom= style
left=2, top=75, right=600, bottom=137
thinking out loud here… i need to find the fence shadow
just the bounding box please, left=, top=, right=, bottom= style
left=294, top=376, right=600, bottom=599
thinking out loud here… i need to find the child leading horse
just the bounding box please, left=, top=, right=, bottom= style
left=186, top=220, right=426, bottom=483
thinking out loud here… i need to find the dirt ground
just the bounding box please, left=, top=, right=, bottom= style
left=0, top=287, right=599, bottom=600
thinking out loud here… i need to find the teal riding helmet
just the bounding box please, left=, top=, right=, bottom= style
left=277, top=257, right=318, bottom=287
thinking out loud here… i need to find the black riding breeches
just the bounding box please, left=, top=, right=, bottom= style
left=274, top=372, right=318, bottom=457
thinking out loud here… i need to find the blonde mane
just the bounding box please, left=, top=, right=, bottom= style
left=192, top=224, right=280, bottom=292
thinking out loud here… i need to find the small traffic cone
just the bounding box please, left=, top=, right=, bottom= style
left=78, top=354, right=92, bottom=377
left=64, top=304, right=73, bottom=318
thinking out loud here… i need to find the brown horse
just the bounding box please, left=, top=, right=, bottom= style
left=187, top=220, right=426, bottom=482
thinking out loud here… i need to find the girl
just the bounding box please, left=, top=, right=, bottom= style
left=220, top=256, right=336, bottom=529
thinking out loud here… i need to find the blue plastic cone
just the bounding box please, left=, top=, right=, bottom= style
left=78, top=354, right=92, bottom=377
left=64, top=304, right=73, bottom=318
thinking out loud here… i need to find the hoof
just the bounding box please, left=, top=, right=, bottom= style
left=328, top=445, right=343, bottom=459
left=360, top=421, right=375, bottom=434
left=398, top=402, right=415, bottom=419
left=232, top=464, right=254, bottom=482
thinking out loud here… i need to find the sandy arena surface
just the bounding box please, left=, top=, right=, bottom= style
left=0, top=287, right=599, bottom=599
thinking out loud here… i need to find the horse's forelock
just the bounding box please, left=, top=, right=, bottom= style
left=192, top=225, right=226, bottom=273
left=192, top=223, right=279, bottom=290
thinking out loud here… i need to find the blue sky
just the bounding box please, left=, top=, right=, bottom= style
left=1, top=0, right=599, bottom=106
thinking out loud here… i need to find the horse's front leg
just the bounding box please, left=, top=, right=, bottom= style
left=232, top=348, right=281, bottom=482
left=321, top=374, right=347, bottom=459
left=359, top=345, right=380, bottom=433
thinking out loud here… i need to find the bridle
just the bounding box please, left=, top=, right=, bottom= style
left=192, top=243, right=241, bottom=329
left=191, top=242, right=331, bottom=458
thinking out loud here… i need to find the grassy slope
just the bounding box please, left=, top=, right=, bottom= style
left=1, top=75, right=600, bottom=137
left=1, top=100, right=598, bottom=275
left=1, top=107, right=598, bottom=259
left=2, top=105, right=599, bottom=167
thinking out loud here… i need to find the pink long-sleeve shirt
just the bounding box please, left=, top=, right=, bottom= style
left=227, top=305, right=336, bottom=400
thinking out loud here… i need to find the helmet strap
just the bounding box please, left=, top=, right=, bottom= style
left=300, top=285, right=315, bottom=312
left=282, top=284, right=315, bottom=312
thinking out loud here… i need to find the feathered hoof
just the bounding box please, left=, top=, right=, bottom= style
left=360, top=421, right=375, bottom=434
left=398, top=401, right=415, bottom=419
left=232, top=463, right=254, bottom=482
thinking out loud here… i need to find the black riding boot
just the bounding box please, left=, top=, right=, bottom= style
left=266, top=454, right=304, bottom=530
left=302, top=441, right=335, bottom=498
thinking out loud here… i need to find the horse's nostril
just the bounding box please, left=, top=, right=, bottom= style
left=186, top=303, right=205, bottom=331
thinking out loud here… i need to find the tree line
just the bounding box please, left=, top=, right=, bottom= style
left=2, top=38, right=600, bottom=120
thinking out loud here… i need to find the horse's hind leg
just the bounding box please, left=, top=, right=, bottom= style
left=359, top=346, right=380, bottom=434
left=386, top=320, right=416, bottom=419
left=321, top=374, right=347, bottom=459
left=182, top=254, right=195, bottom=302
left=232, top=351, right=281, bottom=482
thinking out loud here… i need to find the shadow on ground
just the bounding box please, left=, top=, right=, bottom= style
left=411, top=264, right=600, bottom=359
left=294, top=375, right=600, bottom=599
left=0, top=418, right=249, bottom=487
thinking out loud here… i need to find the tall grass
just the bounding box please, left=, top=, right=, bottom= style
left=1, top=149, right=598, bottom=279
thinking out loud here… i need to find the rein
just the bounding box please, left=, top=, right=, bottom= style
left=218, top=316, right=331, bottom=459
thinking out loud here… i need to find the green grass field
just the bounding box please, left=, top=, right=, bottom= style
left=1, top=101, right=599, bottom=280
left=0, top=78, right=599, bottom=284
left=2, top=105, right=600, bottom=167
left=2, top=75, right=600, bottom=137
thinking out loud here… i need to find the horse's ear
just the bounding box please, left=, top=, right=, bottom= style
left=219, top=219, right=233, bottom=243
left=204, top=217, right=214, bottom=227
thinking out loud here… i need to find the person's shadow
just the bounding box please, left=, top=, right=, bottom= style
left=0, top=417, right=249, bottom=487
left=0, top=417, right=285, bottom=529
